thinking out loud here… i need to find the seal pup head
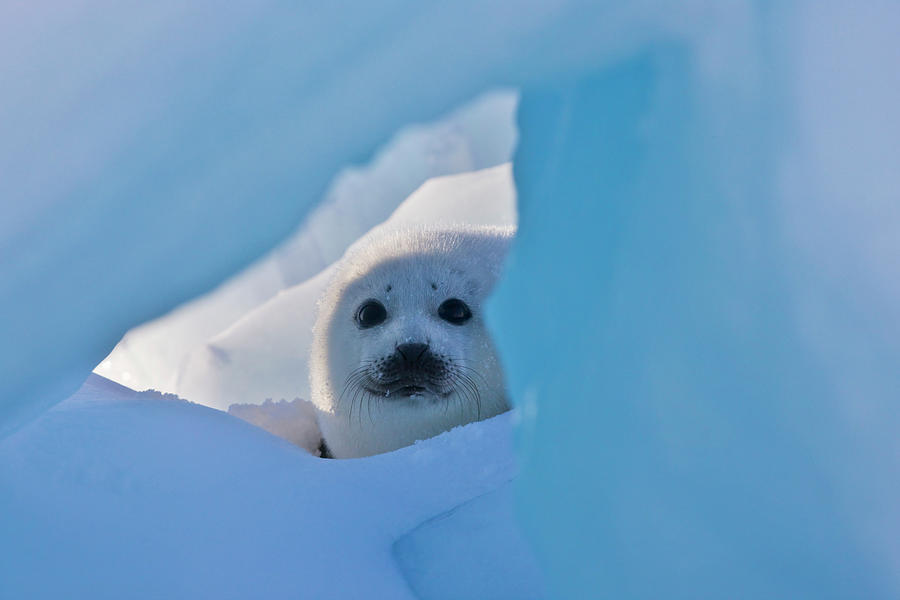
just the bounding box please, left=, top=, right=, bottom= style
left=310, top=225, right=513, bottom=458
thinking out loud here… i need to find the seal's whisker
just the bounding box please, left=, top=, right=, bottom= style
left=453, top=376, right=473, bottom=420
left=341, top=369, right=371, bottom=425
left=453, top=361, right=490, bottom=385
left=456, top=370, right=482, bottom=420
left=355, top=385, right=367, bottom=428
left=347, top=381, right=360, bottom=426
left=461, top=375, right=481, bottom=421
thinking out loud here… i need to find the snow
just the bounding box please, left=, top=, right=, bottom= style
left=394, top=486, right=544, bottom=600
left=174, top=265, right=333, bottom=413
left=227, top=398, right=322, bottom=455
left=0, top=374, right=528, bottom=599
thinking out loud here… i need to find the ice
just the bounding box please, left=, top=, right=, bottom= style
left=2, top=2, right=899, bottom=598
left=491, top=4, right=900, bottom=597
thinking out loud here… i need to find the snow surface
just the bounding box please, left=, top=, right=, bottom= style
left=0, top=374, right=534, bottom=599
left=394, top=486, right=544, bottom=600
left=227, top=398, right=322, bottom=456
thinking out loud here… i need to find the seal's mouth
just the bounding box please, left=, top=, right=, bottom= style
left=356, top=348, right=457, bottom=400
left=344, top=357, right=481, bottom=416
left=396, top=384, right=427, bottom=396
left=363, top=380, right=449, bottom=399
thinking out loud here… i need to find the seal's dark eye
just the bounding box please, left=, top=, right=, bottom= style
left=438, top=298, right=472, bottom=325
left=356, top=299, right=387, bottom=328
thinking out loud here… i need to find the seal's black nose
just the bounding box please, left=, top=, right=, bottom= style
left=396, top=342, right=429, bottom=364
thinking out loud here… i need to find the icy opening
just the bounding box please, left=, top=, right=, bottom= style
left=93, top=90, right=519, bottom=452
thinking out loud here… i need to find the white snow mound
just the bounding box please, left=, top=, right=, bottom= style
left=0, top=374, right=537, bottom=599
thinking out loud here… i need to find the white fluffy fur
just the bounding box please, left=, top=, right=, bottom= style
left=309, top=225, right=513, bottom=458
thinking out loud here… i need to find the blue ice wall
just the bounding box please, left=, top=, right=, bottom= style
left=3, top=2, right=899, bottom=598
left=490, top=7, right=900, bottom=599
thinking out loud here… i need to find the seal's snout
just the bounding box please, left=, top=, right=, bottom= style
left=396, top=342, right=429, bottom=365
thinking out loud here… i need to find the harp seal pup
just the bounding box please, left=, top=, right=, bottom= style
left=309, top=225, right=513, bottom=458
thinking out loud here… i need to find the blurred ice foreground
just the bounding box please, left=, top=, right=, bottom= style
left=2, top=2, right=900, bottom=599
left=0, top=375, right=534, bottom=599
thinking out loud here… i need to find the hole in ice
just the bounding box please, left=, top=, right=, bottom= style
left=92, top=90, right=520, bottom=454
